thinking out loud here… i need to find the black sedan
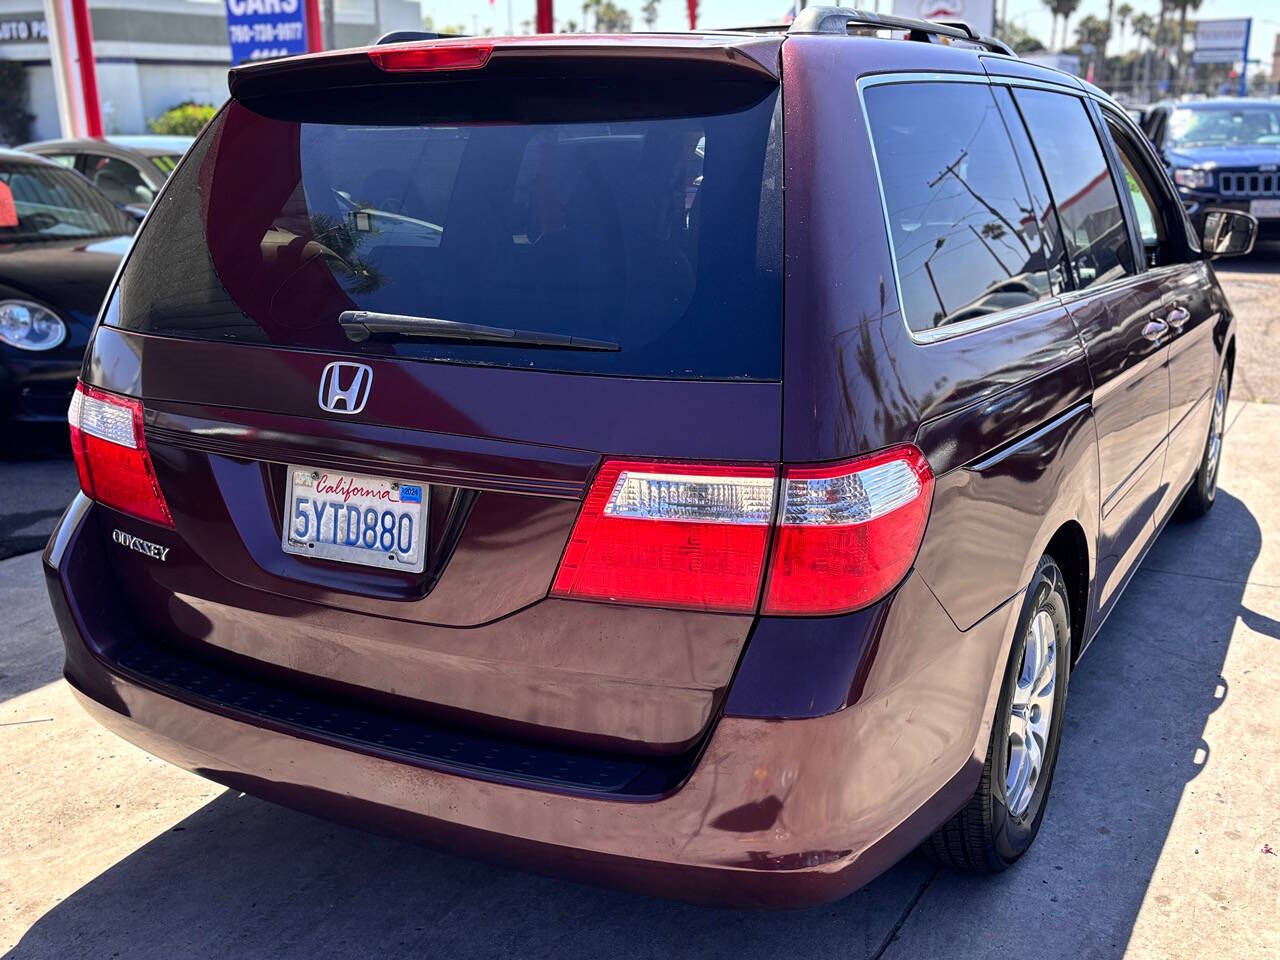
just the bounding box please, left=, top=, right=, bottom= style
left=1, top=148, right=135, bottom=423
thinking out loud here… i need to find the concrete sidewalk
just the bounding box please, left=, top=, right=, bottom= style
left=2, top=404, right=1277, bottom=960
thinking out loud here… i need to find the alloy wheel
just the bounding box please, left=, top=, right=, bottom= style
left=1205, top=369, right=1228, bottom=499
left=1005, top=609, right=1057, bottom=819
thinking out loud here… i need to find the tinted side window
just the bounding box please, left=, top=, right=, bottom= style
left=865, top=81, right=1052, bottom=333
left=991, top=86, right=1070, bottom=295
left=1118, top=149, right=1160, bottom=247
left=1104, top=113, right=1184, bottom=267
left=1012, top=89, right=1135, bottom=290
left=82, top=154, right=154, bottom=206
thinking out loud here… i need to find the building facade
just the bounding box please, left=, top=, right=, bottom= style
left=0, top=0, right=419, bottom=141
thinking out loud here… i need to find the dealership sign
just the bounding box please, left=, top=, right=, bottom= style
left=1192, top=18, right=1251, bottom=65
left=0, top=17, right=47, bottom=43
left=225, top=0, right=308, bottom=66
left=891, top=0, right=995, bottom=37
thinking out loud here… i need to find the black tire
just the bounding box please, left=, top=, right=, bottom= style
left=923, top=556, right=1071, bottom=872
left=1178, top=365, right=1230, bottom=521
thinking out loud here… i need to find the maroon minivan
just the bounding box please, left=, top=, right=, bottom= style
left=45, top=8, right=1253, bottom=907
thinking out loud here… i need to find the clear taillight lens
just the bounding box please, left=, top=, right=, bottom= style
left=763, top=446, right=933, bottom=615
left=68, top=382, right=173, bottom=527
left=551, top=446, right=933, bottom=616
left=551, top=461, right=777, bottom=613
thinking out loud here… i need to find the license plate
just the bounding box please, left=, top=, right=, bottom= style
left=281, top=465, right=427, bottom=572
left=1250, top=198, right=1280, bottom=218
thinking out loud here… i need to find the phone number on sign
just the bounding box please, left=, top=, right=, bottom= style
left=228, top=21, right=304, bottom=43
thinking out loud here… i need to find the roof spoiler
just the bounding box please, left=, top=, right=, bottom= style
left=228, top=35, right=781, bottom=100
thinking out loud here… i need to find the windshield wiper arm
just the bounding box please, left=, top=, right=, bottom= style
left=338, top=310, right=619, bottom=352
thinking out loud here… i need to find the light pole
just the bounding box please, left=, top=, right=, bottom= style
left=40, top=0, right=102, bottom=138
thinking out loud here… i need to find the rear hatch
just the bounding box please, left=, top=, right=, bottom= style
left=86, top=37, right=785, bottom=760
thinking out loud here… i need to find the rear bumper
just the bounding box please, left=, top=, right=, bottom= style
left=46, top=494, right=1018, bottom=907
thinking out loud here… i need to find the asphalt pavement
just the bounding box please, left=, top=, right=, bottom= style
left=1, top=253, right=1278, bottom=958
left=0, top=427, right=77, bottom=562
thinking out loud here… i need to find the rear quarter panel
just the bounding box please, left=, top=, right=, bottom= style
left=781, top=38, right=1099, bottom=633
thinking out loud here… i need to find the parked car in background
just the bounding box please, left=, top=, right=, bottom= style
left=46, top=10, right=1252, bottom=908
left=18, top=135, right=193, bottom=215
left=1, top=148, right=134, bottom=423
left=1143, top=98, right=1280, bottom=242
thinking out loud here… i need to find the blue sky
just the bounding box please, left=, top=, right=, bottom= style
left=419, top=0, right=1278, bottom=71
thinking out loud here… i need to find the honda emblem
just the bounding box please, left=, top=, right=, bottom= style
left=318, top=361, right=373, bottom=415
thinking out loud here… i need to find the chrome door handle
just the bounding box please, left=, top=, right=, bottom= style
left=1142, top=318, right=1169, bottom=341
left=1166, top=306, right=1191, bottom=329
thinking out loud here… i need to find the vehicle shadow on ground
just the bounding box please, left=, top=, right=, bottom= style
left=6, top=489, right=1268, bottom=960
left=882, top=485, right=1274, bottom=957
left=0, top=423, right=76, bottom=562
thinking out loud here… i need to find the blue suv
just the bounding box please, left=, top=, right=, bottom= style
left=1144, top=98, right=1280, bottom=242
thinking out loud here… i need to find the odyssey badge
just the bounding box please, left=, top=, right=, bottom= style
left=112, top=528, right=170, bottom=562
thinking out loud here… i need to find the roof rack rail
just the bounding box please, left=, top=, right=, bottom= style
left=786, top=6, right=1015, bottom=57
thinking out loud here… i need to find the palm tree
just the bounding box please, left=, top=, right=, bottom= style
left=1042, top=0, right=1058, bottom=52
left=1131, top=10, right=1156, bottom=95
left=1131, top=10, right=1153, bottom=50
left=1171, top=0, right=1203, bottom=92
left=1076, top=14, right=1109, bottom=54
left=1115, top=3, right=1133, bottom=51
left=641, top=0, right=659, bottom=29
left=1101, top=0, right=1115, bottom=82
left=1056, top=0, right=1081, bottom=53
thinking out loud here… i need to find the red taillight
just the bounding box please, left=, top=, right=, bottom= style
left=67, top=383, right=173, bottom=527
left=551, top=461, right=776, bottom=613
left=550, top=447, right=933, bottom=617
left=368, top=42, right=493, bottom=73
left=762, top=446, right=933, bottom=615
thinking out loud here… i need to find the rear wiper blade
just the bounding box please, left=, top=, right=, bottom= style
left=338, top=310, right=619, bottom=352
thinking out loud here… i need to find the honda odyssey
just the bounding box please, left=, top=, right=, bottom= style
left=45, top=8, right=1253, bottom=907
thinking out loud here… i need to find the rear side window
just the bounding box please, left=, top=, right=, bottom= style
left=82, top=154, right=154, bottom=207
left=864, top=81, right=1054, bottom=334
left=1012, top=89, right=1135, bottom=291
left=113, top=83, right=783, bottom=381
left=0, top=161, right=134, bottom=242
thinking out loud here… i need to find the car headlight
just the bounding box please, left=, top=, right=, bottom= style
left=1173, top=168, right=1214, bottom=190
left=0, top=300, right=67, bottom=351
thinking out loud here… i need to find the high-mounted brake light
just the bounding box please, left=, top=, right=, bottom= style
left=551, top=461, right=776, bottom=613
left=762, top=445, right=933, bottom=615
left=68, top=383, right=173, bottom=527
left=368, top=42, right=493, bottom=73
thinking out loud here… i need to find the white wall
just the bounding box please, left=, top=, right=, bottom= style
left=136, top=62, right=228, bottom=126
left=22, top=63, right=58, bottom=142
left=96, top=61, right=146, bottom=135
left=16, top=60, right=229, bottom=139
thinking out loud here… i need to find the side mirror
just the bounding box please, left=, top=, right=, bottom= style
left=1201, top=209, right=1257, bottom=258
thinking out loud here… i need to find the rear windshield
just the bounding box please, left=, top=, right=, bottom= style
left=0, top=161, right=135, bottom=243
left=113, top=81, right=783, bottom=380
